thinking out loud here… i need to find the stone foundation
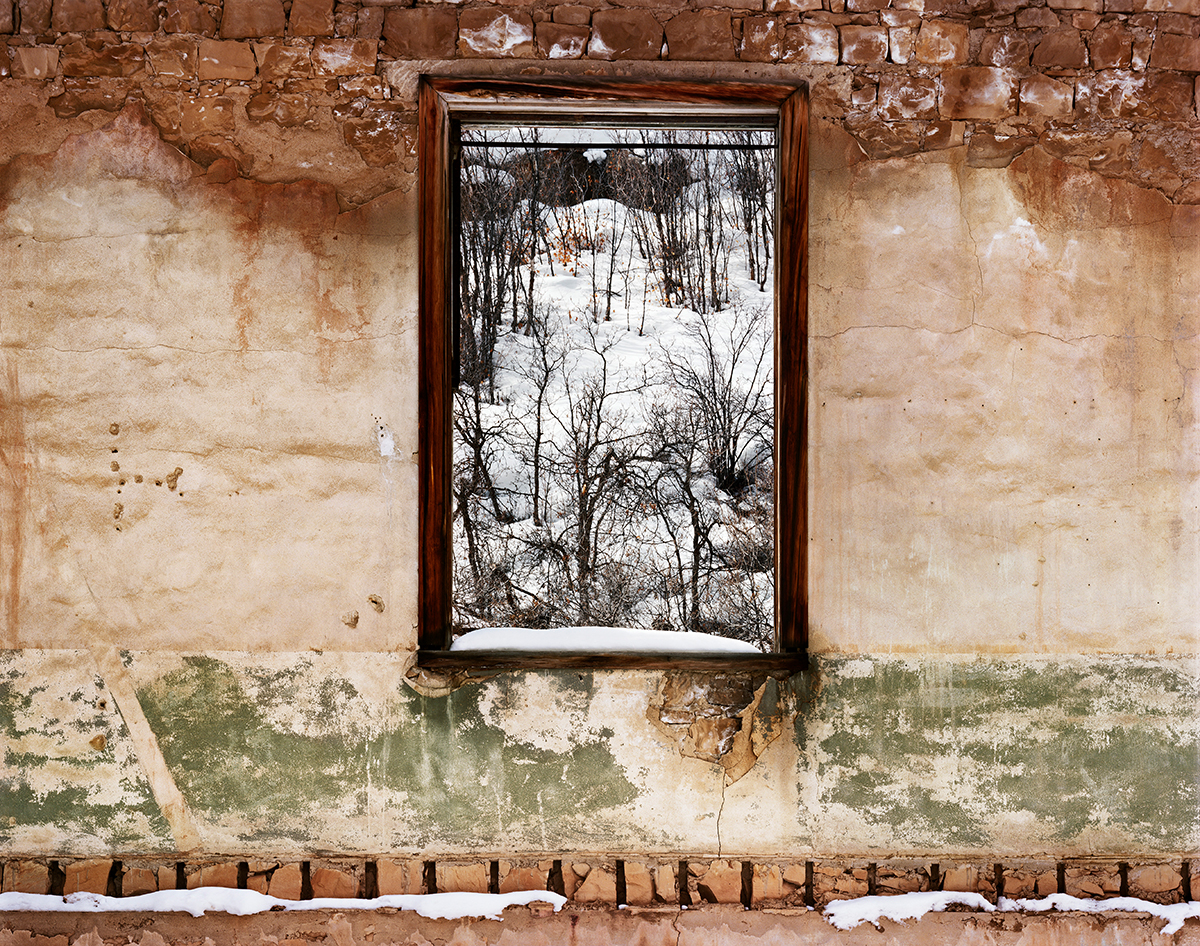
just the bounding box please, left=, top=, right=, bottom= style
left=2, top=856, right=1195, bottom=907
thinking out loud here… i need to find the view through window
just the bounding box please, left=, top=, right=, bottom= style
left=452, top=125, right=777, bottom=652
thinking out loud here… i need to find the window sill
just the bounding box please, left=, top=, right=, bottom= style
left=416, top=650, right=808, bottom=675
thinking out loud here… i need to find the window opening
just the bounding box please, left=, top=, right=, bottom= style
left=419, top=78, right=808, bottom=671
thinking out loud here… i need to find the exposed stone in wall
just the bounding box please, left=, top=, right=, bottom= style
left=647, top=672, right=793, bottom=782
left=0, top=0, right=1195, bottom=201
left=5, top=855, right=1195, bottom=912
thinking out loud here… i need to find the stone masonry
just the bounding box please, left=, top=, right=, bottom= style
left=0, top=0, right=1195, bottom=204
left=2, top=856, right=1197, bottom=907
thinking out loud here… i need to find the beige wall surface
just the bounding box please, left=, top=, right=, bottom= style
left=2, top=102, right=1196, bottom=657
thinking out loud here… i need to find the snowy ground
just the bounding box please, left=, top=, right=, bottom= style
left=2, top=888, right=1198, bottom=935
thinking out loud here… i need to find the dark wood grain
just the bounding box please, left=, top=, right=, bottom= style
left=418, top=77, right=809, bottom=665
left=776, top=86, right=809, bottom=655
left=418, top=77, right=453, bottom=652
left=417, top=650, right=808, bottom=674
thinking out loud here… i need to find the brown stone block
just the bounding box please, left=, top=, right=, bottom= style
left=198, top=39, right=256, bottom=80
left=255, top=90, right=319, bottom=123
left=588, top=9, right=662, bottom=59
left=63, top=860, right=111, bottom=895
left=163, top=0, right=216, bottom=34
left=52, top=0, right=103, bottom=31
left=574, top=864, right=616, bottom=902
left=4, top=862, right=50, bottom=894
left=222, top=0, right=286, bottom=38
left=889, top=26, right=915, bottom=63
left=311, top=37, right=377, bottom=75
left=879, top=72, right=938, bottom=117
left=622, top=862, right=655, bottom=905
left=1001, top=868, right=1037, bottom=898
left=311, top=867, right=357, bottom=899
left=967, top=128, right=1035, bottom=166
left=852, top=77, right=877, bottom=105
left=537, top=21, right=588, bottom=57
left=653, top=864, right=677, bottom=904
left=1159, top=11, right=1200, bottom=33
left=1032, top=27, right=1089, bottom=67
left=437, top=862, right=489, bottom=894
left=848, top=0, right=889, bottom=9
left=751, top=864, right=785, bottom=903
left=1135, top=0, right=1200, bottom=10
left=381, top=8, right=456, bottom=59
left=1088, top=22, right=1132, bottom=67
left=1093, top=69, right=1195, bottom=120
left=1040, top=125, right=1133, bottom=172
left=49, top=77, right=129, bottom=115
left=768, top=0, right=822, bottom=9
left=181, top=94, right=235, bottom=135
left=269, top=864, right=303, bottom=901
left=1149, top=32, right=1200, bottom=70
left=18, top=0, right=51, bottom=32
left=1065, top=866, right=1121, bottom=898
left=377, top=859, right=424, bottom=896
left=696, top=860, right=743, bottom=904
left=941, top=865, right=981, bottom=893
left=876, top=867, right=925, bottom=894
left=0, top=2, right=13, bottom=31
left=499, top=862, right=549, bottom=894
left=60, top=41, right=145, bottom=77
left=839, top=23, right=887, bottom=61
left=195, top=863, right=239, bottom=889
left=940, top=66, right=1017, bottom=119
left=459, top=9, right=535, bottom=57
left=253, top=43, right=312, bottom=81
left=1047, top=0, right=1101, bottom=9
left=665, top=11, right=734, bottom=60
left=122, top=868, right=157, bottom=896
left=554, top=4, right=591, bottom=25
left=291, top=0, right=334, bottom=36
left=156, top=865, right=180, bottom=891
left=1016, top=6, right=1061, bottom=26
left=695, top=0, right=762, bottom=9
left=11, top=45, right=58, bottom=78
left=915, top=19, right=968, bottom=62
left=1020, top=73, right=1073, bottom=117
left=107, top=0, right=157, bottom=30
left=357, top=7, right=384, bottom=41
left=1129, top=864, right=1182, bottom=903
left=782, top=22, right=840, bottom=61
left=147, top=37, right=196, bottom=77
left=849, top=114, right=926, bottom=156
left=740, top=15, right=782, bottom=60
left=341, top=74, right=385, bottom=97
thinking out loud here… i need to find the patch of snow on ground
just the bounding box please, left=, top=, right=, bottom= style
left=0, top=889, right=566, bottom=921
left=451, top=625, right=761, bottom=653
left=825, top=890, right=1200, bottom=936
left=824, top=892, right=995, bottom=930
left=1004, top=894, right=1200, bottom=936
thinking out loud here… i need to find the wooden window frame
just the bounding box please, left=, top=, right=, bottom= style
left=418, top=76, right=808, bottom=673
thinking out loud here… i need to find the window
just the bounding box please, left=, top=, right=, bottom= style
left=418, top=77, right=808, bottom=671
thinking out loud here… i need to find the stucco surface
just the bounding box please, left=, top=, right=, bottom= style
left=4, top=650, right=1199, bottom=857
left=0, top=91, right=1197, bottom=861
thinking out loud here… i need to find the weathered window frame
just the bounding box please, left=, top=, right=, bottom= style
left=418, top=76, right=808, bottom=673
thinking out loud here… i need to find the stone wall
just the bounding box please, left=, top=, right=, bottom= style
left=0, top=0, right=1196, bottom=204
left=1, top=0, right=1198, bottom=880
